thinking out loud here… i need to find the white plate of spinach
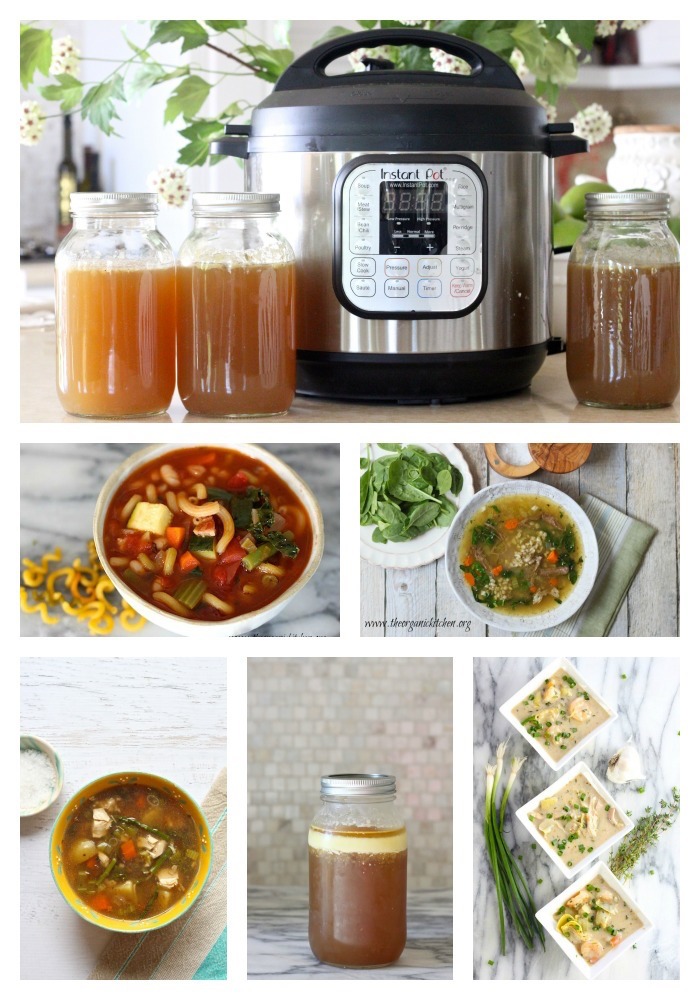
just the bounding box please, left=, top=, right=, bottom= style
left=360, top=443, right=473, bottom=568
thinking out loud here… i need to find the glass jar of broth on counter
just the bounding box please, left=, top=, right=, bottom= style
left=566, top=191, right=679, bottom=409
left=55, top=193, right=176, bottom=418
left=308, top=773, right=407, bottom=968
left=177, top=192, right=296, bottom=417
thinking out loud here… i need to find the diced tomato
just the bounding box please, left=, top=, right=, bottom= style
left=220, top=541, right=247, bottom=564
left=155, top=575, right=175, bottom=590
left=198, top=452, right=217, bottom=466
left=212, top=562, right=241, bottom=590
left=120, top=532, right=154, bottom=557
left=226, top=472, right=249, bottom=492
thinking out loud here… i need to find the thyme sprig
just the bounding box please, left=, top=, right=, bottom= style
left=609, top=788, right=680, bottom=880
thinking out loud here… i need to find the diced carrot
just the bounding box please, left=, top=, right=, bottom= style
left=492, top=565, right=503, bottom=577
left=546, top=549, right=559, bottom=563
left=530, top=585, right=538, bottom=593
left=198, top=452, right=217, bottom=466
left=179, top=551, right=200, bottom=573
left=463, top=555, right=474, bottom=567
left=120, top=839, right=138, bottom=862
left=504, top=518, right=519, bottom=530
left=92, top=893, right=112, bottom=912
left=464, top=572, right=475, bottom=587
left=548, top=578, right=558, bottom=587
left=85, top=856, right=100, bottom=873
left=165, top=526, right=185, bottom=549
left=135, top=791, right=147, bottom=809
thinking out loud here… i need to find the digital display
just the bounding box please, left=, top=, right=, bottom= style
left=380, top=181, right=447, bottom=220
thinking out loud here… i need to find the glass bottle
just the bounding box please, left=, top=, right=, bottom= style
left=57, top=115, right=78, bottom=241
left=308, top=773, right=407, bottom=968
left=177, top=192, right=296, bottom=417
left=55, top=193, right=176, bottom=418
left=566, top=191, right=680, bottom=408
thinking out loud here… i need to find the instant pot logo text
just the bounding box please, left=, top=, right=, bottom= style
left=380, top=167, right=446, bottom=180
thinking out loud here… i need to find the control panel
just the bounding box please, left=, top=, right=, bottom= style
left=333, top=155, right=487, bottom=319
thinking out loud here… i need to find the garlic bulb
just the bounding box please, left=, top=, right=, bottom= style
left=607, top=738, right=645, bottom=784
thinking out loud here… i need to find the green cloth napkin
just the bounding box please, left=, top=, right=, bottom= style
left=526, top=493, right=657, bottom=638
left=89, top=768, right=227, bottom=981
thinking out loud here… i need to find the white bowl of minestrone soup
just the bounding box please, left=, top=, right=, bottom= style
left=94, top=443, right=324, bottom=636
left=50, top=771, right=212, bottom=932
left=445, top=482, right=598, bottom=633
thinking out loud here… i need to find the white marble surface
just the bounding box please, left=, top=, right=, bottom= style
left=473, top=657, right=680, bottom=980
left=248, top=886, right=452, bottom=979
left=20, top=657, right=226, bottom=981
left=20, top=442, right=340, bottom=637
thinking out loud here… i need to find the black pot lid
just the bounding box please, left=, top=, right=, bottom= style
left=212, top=29, right=587, bottom=158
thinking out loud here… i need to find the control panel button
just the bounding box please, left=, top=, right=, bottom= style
left=451, top=257, right=475, bottom=277
left=450, top=277, right=475, bottom=298
left=350, top=257, right=376, bottom=277
left=384, top=258, right=409, bottom=277
left=454, top=200, right=476, bottom=216
left=418, top=258, right=442, bottom=277
left=453, top=239, right=475, bottom=254
left=385, top=279, right=409, bottom=298
left=353, top=218, right=371, bottom=236
left=354, top=179, right=372, bottom=194
left=350, top=278, right=376, bottom=297
left=351, top=239, right=374, bottom=255
left=353, top=198, right=372, bottom=215
left=418, top=279, right=442, bottom=298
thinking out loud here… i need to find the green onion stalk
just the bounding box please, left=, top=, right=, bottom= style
left=484, top=740, right=545, bottom=956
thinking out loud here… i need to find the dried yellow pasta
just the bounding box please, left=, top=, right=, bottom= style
left=20, top=541, right=146, bottom=636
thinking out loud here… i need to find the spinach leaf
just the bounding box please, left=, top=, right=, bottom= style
left=472, top=524, right=499, bottom=546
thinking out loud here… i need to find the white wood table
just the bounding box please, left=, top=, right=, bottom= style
left=20, top=657, right=227, bottom=981
left=361, top=443, right=679, bottom=638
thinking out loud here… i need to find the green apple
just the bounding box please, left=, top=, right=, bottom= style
left=553, top=217, right=586, bottom=250
left=559, top=181, right=615, bottom=220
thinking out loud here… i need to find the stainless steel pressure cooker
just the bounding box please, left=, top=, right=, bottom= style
left=213, top=28, right=586, bottom=403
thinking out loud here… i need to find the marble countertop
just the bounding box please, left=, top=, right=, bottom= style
left=20, top=294, right=679, bottom=424
left=20, top=442, right=339, bottom=637
left=20, top=656, right=226, bottom=980
left=248, top=886, right=452, bottom=980
left=473, top=656, right=680, bottom=980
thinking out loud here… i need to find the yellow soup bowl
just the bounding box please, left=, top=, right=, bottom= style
left=49, top=771, right=212, bottom=933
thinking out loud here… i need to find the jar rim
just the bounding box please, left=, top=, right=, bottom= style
left=585, top=191, right=670, bottom=219
left=70, top=192, right=158, bottom=217
left=320, top=773, right=396, bottom=797
left=192, top=191, right=280, bottom=217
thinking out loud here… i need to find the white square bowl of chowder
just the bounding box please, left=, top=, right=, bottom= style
left=516, top=761, right=633, bottom=879
left=536, top=861, right=653, bottom=979
left=499, top=657, right=616, bottom=771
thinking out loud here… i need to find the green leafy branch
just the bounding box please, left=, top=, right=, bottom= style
left=21, top=19, right=599, bottom=166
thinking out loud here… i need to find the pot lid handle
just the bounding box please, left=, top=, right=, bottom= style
left=275, top=28, right=524, bottom=92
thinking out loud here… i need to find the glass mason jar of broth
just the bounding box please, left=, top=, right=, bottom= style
left=566, top=191, right=680, bottom=408
left=308, top=774, right=407, bottom=968
left=177, top=193, right=296, bottom=417
left=55, top=193, right=176, bottom=418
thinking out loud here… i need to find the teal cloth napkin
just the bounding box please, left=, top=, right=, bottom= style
left=526, top=493, right=657, bottom=637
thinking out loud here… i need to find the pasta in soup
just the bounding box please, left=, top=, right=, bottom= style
left=61, top=782, right=203, bottom=921
left=459, top=495, right=584, bottom=615
left=102, top=447, right=311, bottom=621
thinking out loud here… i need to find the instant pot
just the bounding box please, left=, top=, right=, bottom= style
left=213, top=28, right=587, bottom=403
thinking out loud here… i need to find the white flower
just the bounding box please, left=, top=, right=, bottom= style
left=595, top=21, right=619, bottom=38
left=571, top=102, right=613, bottom=146
left=19, top=100, right=46, bottom=146
left=147, top=165, right=190, bottom=208
left=429, top=47, right=471, bottom=75
left=621, top=20, right=646, bottom=32
left=536, top=96, right=558, bottom=124
left=50, top=35, right=80, bottom=77
left=398, top=20, right=424, bottom=26
left=509, top=48, right=528, bottom=78
left=348, top=45, right=394, bottom=72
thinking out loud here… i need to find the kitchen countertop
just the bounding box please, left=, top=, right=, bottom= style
left=20, top=656, right=226, bottom=981
left=20, top=442, right=340, bottom=637
left=20, top=325, right=679, bottom=425
left=361, top=442, right=679, bottom=637
left=473, top=656, right=680, bottom=981
left=248, top=886, right=452, bottom=979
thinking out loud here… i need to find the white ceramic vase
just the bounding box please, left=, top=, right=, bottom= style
left=606, top=125, right=680, bottom=214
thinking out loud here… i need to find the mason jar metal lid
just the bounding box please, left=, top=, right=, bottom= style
left=70, top=193, right=158, bottom=216
left=585, top=191, right=670, bottom=217
left=192, top=192, right=280, bottom=216
left=320, top=773, right=396, bottom=797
